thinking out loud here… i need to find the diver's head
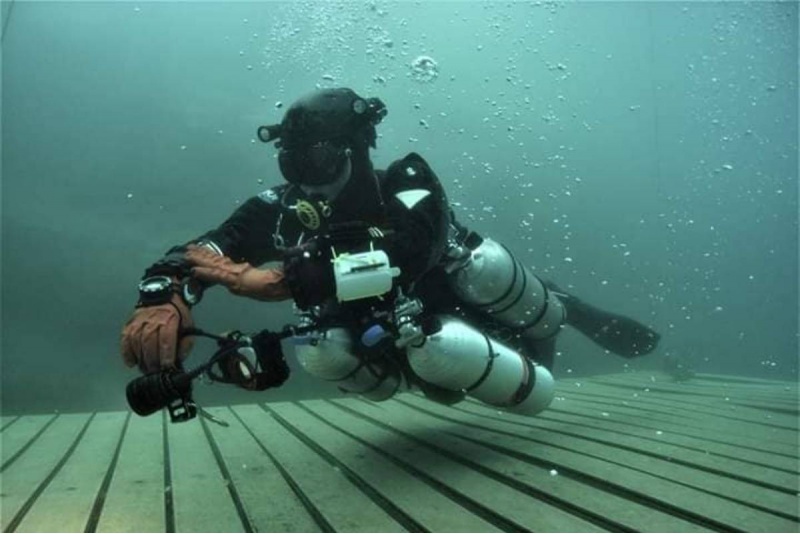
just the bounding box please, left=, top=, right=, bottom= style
left=257, top=88, right=387, bottom=188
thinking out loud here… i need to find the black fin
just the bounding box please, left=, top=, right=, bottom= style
left=546, top=281, right=660, bottom=358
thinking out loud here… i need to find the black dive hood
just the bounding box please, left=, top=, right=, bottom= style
left=257, top=88, right=387, bottom=187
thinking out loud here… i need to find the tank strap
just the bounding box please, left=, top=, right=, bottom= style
left=474, top=244, right=520, bottom=311
left=465, top=332, right=499, bottom=392
left=328, top=350, right=373, bottom=383
left=334, top=346, right=403, bottom=396
left=490, top=256, right=528, bottom=315
left=508, top=358, right=536, bottom=406
left=515, top=283, right=558, bottom=336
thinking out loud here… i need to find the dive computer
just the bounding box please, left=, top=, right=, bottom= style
left=137, top=276, right=177, bottom=307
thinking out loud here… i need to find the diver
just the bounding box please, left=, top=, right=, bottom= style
left=120, top=88, right=660, bottom=420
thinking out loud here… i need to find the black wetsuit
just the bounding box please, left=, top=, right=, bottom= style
left=145, top=152, right=449, bottom=291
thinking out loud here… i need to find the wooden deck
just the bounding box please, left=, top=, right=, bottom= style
left=1, top=372, right=798, bottom=532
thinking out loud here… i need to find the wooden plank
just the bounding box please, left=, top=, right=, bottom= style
left=203, top=406, right=319, bottom=533
left=398, top=394, right=800, bottom=532
left=321, top=398, right=606, bottom=532
left=588, top=376, right=799, bottom=423
left=606, top=372, right=796, bottom=388
left=273, top=401, right=503, bottom=532
left=560, top=379, right=799, bottom=431
left=591, top=371, right=794, bottom=397
left=1, top=415, right=21, bottom=432
left=455, top=397, right=798, bottom=508
left=557, top=380, right=799, bottom=436
left=598, top=376, right=800, bottom=410
left=696, top=373, right=797, bottom=386
left=14, top=412, right=128, bottom=533
left=0, top=414, right=90, bottom=532
left=95, top=412, right=166, bottom=533
left=580, top=385, right=798, bottom=433
left=1, top=373, right=795, bottom=532
left=554, top=386, right=798, bottom=449
left=552, top=394, right=798, bottom=475
left=233, top=403, right=405, bottom=532
left=596, top=370, right=795, bottom=391
left=168, top=411, right=245, bottom=532
left=599, top=373, right=799, bottom=408
left=1, top=415, right=57, bottom=470
left=677, top=380, right=800, bottom=403
left=330, top=397, right=709, bottom=533
left=547, top=393, right=799, bottom=465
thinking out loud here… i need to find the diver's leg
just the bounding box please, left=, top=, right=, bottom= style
left=519, top=335, right=556, bottom=372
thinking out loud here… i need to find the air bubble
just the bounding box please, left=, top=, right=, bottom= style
left=409, top=55, right=439, bottom=83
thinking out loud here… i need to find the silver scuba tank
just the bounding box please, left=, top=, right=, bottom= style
left=448, top=237, right=566, bottom=340
left=291, top=327, right=402, bottom=401
left=406, top=316, right=555, bottom=415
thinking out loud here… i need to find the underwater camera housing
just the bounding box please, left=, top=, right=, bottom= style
left=126, top=369, right=197, bottom=422
left=125, top=328, right=291, bottom=423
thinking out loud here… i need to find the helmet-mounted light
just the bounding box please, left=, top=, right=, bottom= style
left=256, top=89, right=388, bottom=186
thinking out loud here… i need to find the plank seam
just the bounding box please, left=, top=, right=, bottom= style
left=263, top=403, right=430, bottom=533
left=397, top=399, right=745, bottom=533
left=84, top=412, right=132, bottom=533
left=327, top=399, right=634, bottom=533
left=550, top=387, right=797, bottom=424
left=525, top=410, right=800, bottom=493
left=306, top=400, right=534, bottom=533
left=585, top=384, right=798, bottom=404
left=450, top=406, right=799, bottom=506
left=0, top=414, right=59, bottom=473
left=548, top=411, right=798, bottom=474
left=544, top=406, right=799, bottom=464
left=0, top=415, right=21, bottom=433
left=227, top=406, right=335, bottom=533
left=734, top=403, right=799, bottom=416
left=588, top=380, right=799, bottom=418
left=695, top=374, right=797, bottom=386
left=550, top=389, right=798, bottom=433
left=198, top=413, right=254, bottom=533
left=4, top=413, right=96, bottom=533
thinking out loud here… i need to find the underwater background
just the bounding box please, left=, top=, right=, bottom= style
left=1, top=1, right=797, bottom=415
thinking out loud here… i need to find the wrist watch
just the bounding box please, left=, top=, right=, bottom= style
left=137, top=276, right=177, bottom=307
left=137, top=276, right=203, bottom=307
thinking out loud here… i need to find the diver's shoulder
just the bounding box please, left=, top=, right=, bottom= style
left=386, top=152, right=437, bottom=171
left=256, top=183, right=291, bottom=205
left=383, top=152, right=442, bottom=193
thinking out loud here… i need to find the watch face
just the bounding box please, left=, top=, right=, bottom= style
left=140, top=276, right=172, bottom=293
left=137, top=276, right=176, bottom=307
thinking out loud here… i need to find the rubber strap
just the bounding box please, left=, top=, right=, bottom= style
left=508, top=357, right=536, bottom=406
left=475, top=245, right=519, bottom=310
left=465, top=332, right=498, bottom=392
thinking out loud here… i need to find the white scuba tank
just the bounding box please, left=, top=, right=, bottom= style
left=292, top=327, right=401, bottom=401
left=406, top=316, right=555, bottom=415
left=448, top=237, right=565, bottom=340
